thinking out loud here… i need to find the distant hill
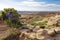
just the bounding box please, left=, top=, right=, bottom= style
left=18, top=11, right=60, bottom=15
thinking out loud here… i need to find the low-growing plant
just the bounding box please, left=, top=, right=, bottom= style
left=40, top=25, right=45, bottom=29
left=3, top=33, right=20, bottom=40
left=31, top=22, right=38, bottom=26
left=30, top=20, right=48, bottom=28
left=3, top=28, right=20, bottom=40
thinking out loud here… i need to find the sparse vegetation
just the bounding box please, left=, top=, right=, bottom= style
left=0, top=8, right=22, bottom=28
left=3, top=28, right=20, bottom=40
left=0, top=8, right=60, bottom=40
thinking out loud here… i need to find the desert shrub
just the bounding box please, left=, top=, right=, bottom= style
left=0, top=11, right=2, bottom=20
left=3, top=34, right=19, bottom=40
left=1, top=8, right=22, bottom=28
left=40, top=25, right=45, bottom=29
left=2, top=11, right=8, bottom=20
left=56, top=19, right=60, bottom=26
left=6, top=19, right=12, bottom=27
left=30, top=21, right=38, bottom=26
left=57, top=19, right=60, bottom=22
left=38, top=22, right=45, bottom=28
left=30, top=20, right=48, bottom=28
left=44, top=20, right=48, bottom=23
left=3, top=28, right=20, bottom=40
left=38, top=21, right=48, bottom=28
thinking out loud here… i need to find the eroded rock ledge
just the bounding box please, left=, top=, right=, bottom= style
left=19, top=27, right=60, bottom=40
left=1, top=27, right=60, bottom=40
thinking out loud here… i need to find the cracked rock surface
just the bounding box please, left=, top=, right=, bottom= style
left=19, top=27, right=60, bottom=40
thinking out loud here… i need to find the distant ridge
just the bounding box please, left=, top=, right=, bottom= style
left=18, top=11, right=60, bottom=15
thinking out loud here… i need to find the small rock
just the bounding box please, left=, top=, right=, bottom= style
left=47, top=29, right=56, bottom=37
left=54, top=27, right=60, bottom=34
left=33, top=26, right=40, bottom=32
left=29, top=33, right=36, bottom=39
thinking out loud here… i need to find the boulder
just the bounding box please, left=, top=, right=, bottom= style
left=54, top=27, right=60, bottom=34
left=19, top=27, right=60, bottom=40
left=47, top=29, right=56, bottom=37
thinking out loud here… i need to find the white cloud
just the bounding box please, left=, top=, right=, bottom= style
left=0, top=0, right=60, bottom=11
left=24, top=0, right=34, bottom=1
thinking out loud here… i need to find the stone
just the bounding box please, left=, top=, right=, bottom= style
left=28, top=33, right=36, bottom=39
left=54, top=27, right=60, bottom=34
left=33, top=26, right=40, bottom=32
left=19, top=27, right=60, bottom=40
left=47, top=29, right=56, bottom=37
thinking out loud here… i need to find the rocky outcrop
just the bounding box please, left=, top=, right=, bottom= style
left=19, top=27, right=60, bottom=40
left=1, top=24, right=60, bottom=40
left=1, top=27, right=60, bottom=40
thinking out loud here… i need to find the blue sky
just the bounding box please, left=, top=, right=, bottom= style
left=0, top=0, right=60, bottom=11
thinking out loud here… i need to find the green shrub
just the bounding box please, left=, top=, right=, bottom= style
left=30, top=21, right=38, bottom=26
left=3, top=28, right=20, bottom=40
left=30, top=20, right=48, bottom=28
left=38, top=21, right=48, bottom=28
left=40, top=25, right=45, bottom=29
left=1, top=8, right=23, bottom=28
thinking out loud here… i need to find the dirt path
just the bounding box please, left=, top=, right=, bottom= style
left=0, top=21, right=9, bottom=40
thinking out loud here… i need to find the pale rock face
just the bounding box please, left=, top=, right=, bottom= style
left=47, top=29, right=56, bottom=36
left=36, top=36, right=45, bottom=40
left=36, top=26, right=40, bottom=29
left=26, top=24, right=34, bottom=29
left=54, top=27, right=60, bottom=34
left=33, top=26, right=40, bottom=31
left=36, top=29, right=47, bottom=40
left=46, top=15, right=60, bottom=27
left=29, top=33, right=36, bottom=39
left=19, top=27, right=60, bottom=40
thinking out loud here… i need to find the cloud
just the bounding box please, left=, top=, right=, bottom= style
left=0, top=0, right=60, bottom=11
left=24, top=0, right=34, bottom=1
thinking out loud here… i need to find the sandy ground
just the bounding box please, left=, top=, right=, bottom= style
left=0, top=22, right=9, bottom=40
